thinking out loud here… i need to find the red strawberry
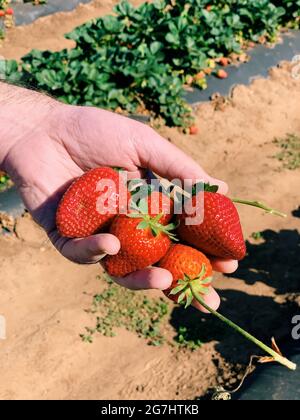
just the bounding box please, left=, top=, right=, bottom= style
left=178, top=187, right=246, bottom=260
left=5, top=8, right=14, bottom=15
left=219, top=57, right=229, bottom=67
left=194, top=71, right=206, bottom=81
left=56, top=167, right=130, bottom=238
left=0, top=10, right=5, bottom=17
left=189, top=125, right=199, bottom=135
left=204, top=68, right=213, bottom=75
left=104, top=211, right=176, bottom=277
left=217, top=69, right=228, bottom=79
left=159, top=244, right=213, bottom=306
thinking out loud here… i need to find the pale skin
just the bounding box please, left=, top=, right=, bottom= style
left=0, top=83, right=238, bottom=312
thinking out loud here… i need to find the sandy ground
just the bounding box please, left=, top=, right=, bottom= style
left=0, top=1, right=300, bottom=400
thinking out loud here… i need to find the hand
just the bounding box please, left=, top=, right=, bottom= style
left=0, top=84, right=238, bottom=312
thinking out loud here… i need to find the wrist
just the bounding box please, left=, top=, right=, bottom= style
left=0, top=83, right=60, bottom=171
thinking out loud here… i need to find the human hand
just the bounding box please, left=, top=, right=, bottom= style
left=0, top=84, right=238, bottom=311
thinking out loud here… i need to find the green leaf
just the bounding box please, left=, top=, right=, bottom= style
left=166, top=33, right=179, bottom=45
left=170, top=284, right=187, bottom=295
left=185, top=293, right=194, bottom=308
left=150, top=42, right=163, bottom=55
left=177, top=291, right=187, bottom=304
left=137, top=220, right=149, bottom=230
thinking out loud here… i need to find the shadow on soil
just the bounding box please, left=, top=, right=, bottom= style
left=170, top=222, right=300, bottom=366
left=292, top=207, right=300, bottom=218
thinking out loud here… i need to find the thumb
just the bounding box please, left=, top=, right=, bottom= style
left=129, top=122, right=228, bottom=194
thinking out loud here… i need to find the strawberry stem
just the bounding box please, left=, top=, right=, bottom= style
left=231, top=199, right=287, bottom=218
left=190, top=283, right=297, bottom=371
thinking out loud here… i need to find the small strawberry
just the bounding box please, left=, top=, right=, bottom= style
left=194, top=71, right=206, bottom=81
left=5, top=8, right=14, bottom=15
left=218, top=57, right=229, bottom=67
left=0, top=10, right=5, bottom=17
left=204, top=68, right=213, bottom=75
left=177, top=185, right=246, bottom=260
left=159, top=244, right=213, bottom=306
left=189, top=125, right=199, bottom=135
left=104, top=203, right=176, bottom=277
left=216, top=69, right=228, bottom=79
left=56, top=167, right=130, bottom=238
left=159, top=244, right=296, bottom=371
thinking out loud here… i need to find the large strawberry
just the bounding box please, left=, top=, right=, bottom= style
left=57, top=167, right=130, bottom=238
left=104, top=196, right=176, bottom=277
left=178, top=185, right=246, bottom=260
left=159, top=244, right=213, bottom=306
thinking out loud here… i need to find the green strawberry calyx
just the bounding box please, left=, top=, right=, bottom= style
left=192, top=182, right=219, bottom=196
left=127, top=198, right=178, bottom=241
left=169, top=263, right=212, bottom=308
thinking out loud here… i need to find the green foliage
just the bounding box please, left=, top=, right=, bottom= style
left=81, top=275, right=169, bottom=345
left=0, top=172, right=10, bottom=191
left=273, top=134, right=300, bottom=170
left=175, top=325, right=204, bottom=350
left=0, top=1, right=9, bottom=10
left=251, top=231, right=263, bottom=241
left=2, top=0, right=300, bottom=126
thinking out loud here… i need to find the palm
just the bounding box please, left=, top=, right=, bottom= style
left=6, top=104, right=237, bottom=311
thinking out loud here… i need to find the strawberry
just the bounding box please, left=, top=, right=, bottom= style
left=189, top=125, right=199, bottom=135
left=0, top=10, right=5, bottom=17
left=146, top=190, right=174, bottom=224
left=159, top=244, right=296, bottom=371
left=104, top=206, right=176, bottom=277
left=216, top=69, right=228, bottom=79
left=159, top=244, right=213, bottom=306
left=194, top=71, right=206, bottom=81
left=177, top=185, right=246, bottom=260
left=5, top=8, right=14, bottom=15
left=218, top=57, right=229, bottom=67
left=56, top=167, right=130, bottom=238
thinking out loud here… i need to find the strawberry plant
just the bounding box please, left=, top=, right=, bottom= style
left=3, top=0, right=299, bottom=126
left=81, top=274, right=169, bottom=346
left=0, top=171, right=10, bottom=191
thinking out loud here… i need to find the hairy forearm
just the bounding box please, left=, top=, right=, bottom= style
left=0, top=82, right=59, bottom=171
